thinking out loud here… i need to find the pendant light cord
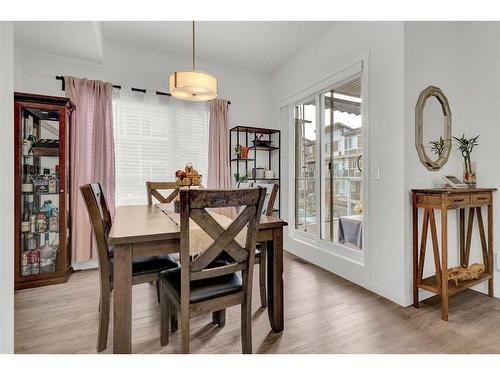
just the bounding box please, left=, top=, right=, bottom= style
left=192, top=21, right=196, bottom=70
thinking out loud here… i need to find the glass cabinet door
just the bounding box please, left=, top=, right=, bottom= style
left=19, top=107, right=61, bottom=276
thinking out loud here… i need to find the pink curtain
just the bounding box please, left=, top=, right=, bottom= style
left=65, top=77, right=115, bottom=263
left=207, top=99, right=230, bottom=189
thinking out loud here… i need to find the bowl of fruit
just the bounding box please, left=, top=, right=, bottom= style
left=175, top=162, right=202, bottom=187
left=174, top=163, right=202, bottom=212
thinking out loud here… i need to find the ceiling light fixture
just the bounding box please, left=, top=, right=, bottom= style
left=169, top=21, right=218, bottom=101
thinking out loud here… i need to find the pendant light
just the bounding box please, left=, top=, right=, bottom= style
left=169, top=21, right=218, bottom=101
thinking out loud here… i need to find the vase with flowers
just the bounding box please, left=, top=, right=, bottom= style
left=453, top=133, right=479, bottom=187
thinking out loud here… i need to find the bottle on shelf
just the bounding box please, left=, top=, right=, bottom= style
left=21, top=195, right=32, bottom=232
left=22, top=139, right=29, bottom=156
left=48, top=169, right=58, bottom=194
left=21, top=164, right=33, bottom=193
left=22, top=113, right=30, bottom=155
left=27, top=115, right=37, bottom=155
left=30, top=245, right=40, bottom=275
left=37, top=200, right=55, bottom=233
left=22, top=233, right=37, bottom=276
left=40, top=199, right=55, bottom=217
left=32, top=167, right=49, bottom=194
left=20, top=249, right=31, bottom=276
left=49, top=208, right=59, bottom=232
left=40, top=232, right=55, bottom=273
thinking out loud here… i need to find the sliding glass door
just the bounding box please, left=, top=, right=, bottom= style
left=294, top=75, right=363, bottom=250
left=294, top=97, right=318, bottom=236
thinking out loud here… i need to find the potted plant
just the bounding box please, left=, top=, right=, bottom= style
left=453, top=133, right=479, bottom=187
left=234, top=172, right=250, bottom=184
left=235, top=144, right=250, bottom=159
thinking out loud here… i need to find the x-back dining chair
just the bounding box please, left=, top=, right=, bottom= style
left=159, top=187, right=266, bottom=354
left=146, top=181, right=179, bottom=205
left=80, top=183, right=179, bottom=352
left=235, top=182, right=279, bottom=307
left=253, top=183, right=279, bottom=307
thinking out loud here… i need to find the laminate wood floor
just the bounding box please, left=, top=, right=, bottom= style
left=14, top=252, right=500, bottom=354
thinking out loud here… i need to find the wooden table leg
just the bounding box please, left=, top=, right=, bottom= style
left=459, top=208, right=465, bottom=266
left=412, top=194, right=419, bottom=308
left=113, top=243, right=133, bottom=354
left=267, top=227, right=284, bottom=333
left=441, top=203, right=448, bottom=321
left=488, top=203, right=494, bottom=297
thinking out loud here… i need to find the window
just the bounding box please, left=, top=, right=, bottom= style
left=294, top=75, right=363, bottom=251
left=348, top=137, right=355, bottom=150
left=113, top=90, right=209, bottom=206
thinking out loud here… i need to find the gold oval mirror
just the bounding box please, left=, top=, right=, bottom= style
left=415, top=86, right=452, bottom=171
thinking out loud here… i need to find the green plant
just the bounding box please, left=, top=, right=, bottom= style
left=234, top=172, right=250, bottom=183
left=453, top=133, right=479, bottom=180
left=453, top=133, right=479, bottom=159
left=429, top=136, right=448, bottom=157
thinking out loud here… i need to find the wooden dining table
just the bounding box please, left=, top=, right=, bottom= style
left=108, top=204, right=288, bottom=354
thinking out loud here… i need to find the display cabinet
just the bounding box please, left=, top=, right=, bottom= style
left=14, top=93, right=75, bottom=290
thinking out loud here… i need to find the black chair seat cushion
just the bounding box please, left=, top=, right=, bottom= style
left=109, top=254, right=178, bottom=278
left=159, top=261, right=242, bottom=304
left=255, top=244, right=262, bottom=257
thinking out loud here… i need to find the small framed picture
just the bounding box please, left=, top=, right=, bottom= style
left=442, top=175, right=468, bottom=188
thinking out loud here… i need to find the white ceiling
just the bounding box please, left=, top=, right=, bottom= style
left=14, top=21, right=334, bottom=72
left=14, top=21, right=104, bottom=63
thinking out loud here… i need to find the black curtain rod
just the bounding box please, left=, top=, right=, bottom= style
left=55, top=76, right=230, bottom=104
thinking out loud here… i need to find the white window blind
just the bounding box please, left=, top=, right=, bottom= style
left=113, top=89, right=209, bottom=206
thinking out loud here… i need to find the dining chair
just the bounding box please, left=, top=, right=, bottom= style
left=253, top=183, right=279, bottom=307
left=159, top=187, right=266, bottom=354
left=80, top=183, right=179, bottom=353
left=146, top=181, right=179, bottom=205
left=233, top=181, right=279, bottom=308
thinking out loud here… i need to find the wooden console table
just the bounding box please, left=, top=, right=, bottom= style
left=412, top=188, right=496, bottom=320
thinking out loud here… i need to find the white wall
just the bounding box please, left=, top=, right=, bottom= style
left=269, top=22, right=407, bottom=305
left=403, top=22, right=500, bottom=304
left=0, top=21, right=15, bottom=354
left=14, top=40, right=272, bottom=132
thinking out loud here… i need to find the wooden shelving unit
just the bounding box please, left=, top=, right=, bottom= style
left=230, top=125, right=281, bottom=215
left=419, top=272, right=492, bottom=296
left=14, top=93, right=75, bottom=290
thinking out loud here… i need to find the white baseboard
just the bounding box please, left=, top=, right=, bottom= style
left=72, top=259, right=98, bottom=271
